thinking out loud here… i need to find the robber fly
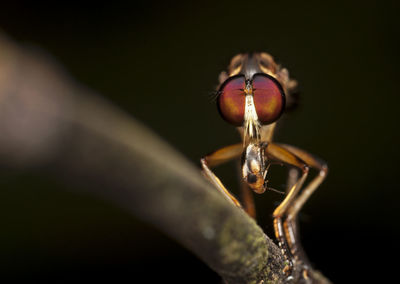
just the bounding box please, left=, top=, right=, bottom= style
left=201, top=53, right=328, bottom=283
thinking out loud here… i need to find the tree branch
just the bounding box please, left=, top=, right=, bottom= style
left=0, top=33, right=330, bottom=284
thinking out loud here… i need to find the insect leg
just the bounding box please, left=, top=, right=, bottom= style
left=201, top=144, right=243, bottom=208
left=263, top=143, right=309, bottom=269
left=278, top=144, right=328, bottom=260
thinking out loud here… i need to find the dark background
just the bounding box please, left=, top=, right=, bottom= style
left=0, top=1, right=399, bottom=283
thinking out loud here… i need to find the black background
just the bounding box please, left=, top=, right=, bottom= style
left=0, top=1, right=399, bottom=283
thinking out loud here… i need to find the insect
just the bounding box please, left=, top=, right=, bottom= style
left=201, top=53, right=328, bottom=282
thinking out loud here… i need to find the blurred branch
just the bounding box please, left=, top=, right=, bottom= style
left=0, top=33, right=330, bottom=284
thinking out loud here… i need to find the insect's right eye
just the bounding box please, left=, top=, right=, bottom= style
left=217, top=75, right=246, bottom=126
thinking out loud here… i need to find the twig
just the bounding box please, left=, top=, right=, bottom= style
left=0, top=33, right=330, bottom=284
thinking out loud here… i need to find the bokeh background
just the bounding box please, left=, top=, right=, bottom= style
left=0, top=1, right=399, bottom=283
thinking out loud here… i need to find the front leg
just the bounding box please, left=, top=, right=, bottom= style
left=277, top=143, right=328, bottom=222
left=265, top=142, right=328, bottom=281
left=201, top=144, right=243, bottom=208
left=263, top=143, right=309, bottom=273
left=278, top=143, right=328, bottom=266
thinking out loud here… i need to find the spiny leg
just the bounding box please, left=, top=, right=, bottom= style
left=201, top=143, right=245, bottom=209
left=278, top=144, right=328, bottom=263
left=263, top=143, right=309, bottom=270
left=265, top=142, right=328, bottom=282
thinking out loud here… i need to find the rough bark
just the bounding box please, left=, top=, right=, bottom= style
left=0, top=33, right=330, bottom=284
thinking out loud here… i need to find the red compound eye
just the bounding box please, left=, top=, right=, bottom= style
left=217, top=75, right=246, bottom=126
left=252, top=73, right=285, bottom=124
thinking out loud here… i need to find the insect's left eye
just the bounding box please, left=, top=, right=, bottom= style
left=217, top=75, right=246, bottom=126
left=252, top=74, right=286, bottom=124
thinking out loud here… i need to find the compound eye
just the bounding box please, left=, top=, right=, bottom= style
left=217, top=75, right=246, bottom=126
left=252, top=74, right=285, bottom=124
